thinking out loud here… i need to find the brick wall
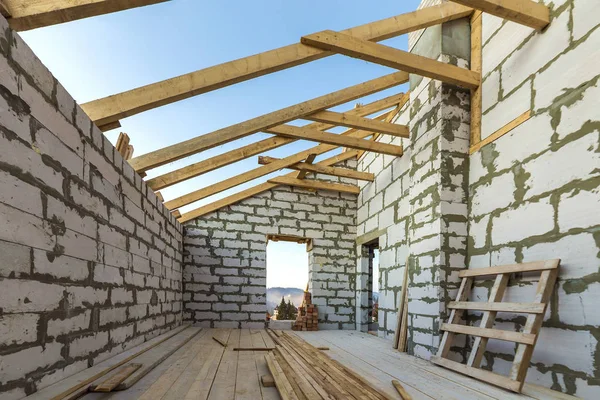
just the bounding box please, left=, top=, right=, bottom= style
left=183, top=161, right=357, bottom=329
left=0, top=15, right=183, bottom=399
left=468, top=0, right=599, bottom=396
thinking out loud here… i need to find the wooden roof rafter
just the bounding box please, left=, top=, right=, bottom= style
left=258, top=156, right=375, bottom=182
left=1, top=0, right=170, bottom=31
left=80, top=2, right=473, bottom=128
left=128, top=71, right=409, bottom=173
left=449, top=0, right=550, bottom=30
left=145, top=92, right=405, bottom=191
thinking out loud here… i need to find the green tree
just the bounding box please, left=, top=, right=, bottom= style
left=276, top=297, right=287, bottom=319
left=287, top=299, right=298, bottom=320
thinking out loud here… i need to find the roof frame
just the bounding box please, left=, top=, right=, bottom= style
left=129, top=71, right=409, bottom=173
left=80, top=2, right=473, bottom=128
left=258, top=156, right=375, bottom=181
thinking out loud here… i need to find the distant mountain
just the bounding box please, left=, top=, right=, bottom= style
left=267, top=287, right=305, bottom=313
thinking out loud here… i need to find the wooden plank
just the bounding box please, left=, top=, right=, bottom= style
left=183, top=329, right=232, bottom=400
left=177, top=151, right=358, bottom=222
left=301, top=31, right=480, bottom=90
left=44, top=325, right=193, bottom=400
left=266, top=124, right=404, bottom=156
left=430, top=356, right=522, bottom=392
left=81, top=3, right=473, bottom=126
left=235, top=329, right=264, bottom=400
left=129, top=71, right=408, bottom=173
left=448, top=301, right=546, bottom=314
left=98, top=120, right=122, bottom=132
left=393, top=260, right=410, bottom=350
left=469, top=110, right=531, bottom=154
left=306, top=110, right=409, bottom=137
left=265, top=352, right=299, bottom=400
left=440, top=323, right=536, bottom=345
left=259, top=155, right=375, bottom=181
left=268, top=176, right=360, bottom=195
left=509, top=268, right=559, bottom=392
left=0, top=1, right=11, bottom=17
left=1, top=0, right=169, bottom=31
left=469, top=11, right=482, bottom=147
left=450, top=0, right=550, bottom=30
left=459, top=259, right=559, bottom=277
left=207, top=328, right=241, bottom=400
left=392, top=379, right=413, bottom=400
left=92, top=363, right=142, bottom=392
left=212, top=336, right=227, bottom=347
left=436, top=278, right=473, bottom=358
left=146, top=95, right=401, bottom=190
left=356, top=228, right=387, bottom=246
left=137, top=329, right=211, bottom=400
left=467, top=274, right=509, bottom=368
left=234, top=347, right=276, bottom=351
left=261, top=375, right=276, bottom=387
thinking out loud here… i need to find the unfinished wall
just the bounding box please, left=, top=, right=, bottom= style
left=0, top=15, right=183, bottom=399
left=467, top=0, right=600, bottom=397
left=356, top=15, right=471, bottom=362
left=183, top=162, right=357, bottom=329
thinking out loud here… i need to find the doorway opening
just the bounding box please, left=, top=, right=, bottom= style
left=266, top=236, right=309, bottom=321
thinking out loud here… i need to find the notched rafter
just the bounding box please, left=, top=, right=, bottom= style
left=258, top=156, right=374, bottom=181
left=301, top=30, right=480, bottom=89
left=2, top=0, right=170, bottom=31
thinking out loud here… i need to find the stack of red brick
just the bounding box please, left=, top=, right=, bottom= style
left=293, top=291, right=318, bottom=331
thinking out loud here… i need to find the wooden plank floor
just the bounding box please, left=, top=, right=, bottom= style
left=84, top=328, right=577, bottom=400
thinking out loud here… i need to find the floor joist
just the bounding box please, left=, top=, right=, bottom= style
left=145, top=93, right=404, bottom=191
left=306, top=110, right=409, bottom=137
left=128, top=71, right=409, bottom=173
left=258, top=156, right=375, bottom=181
left=80, top=3, right=472, bottom=127
left=301, top=30, right=480, bottom=89
left=267, top=176, right=360, bottom=195
left=450, top=0, right=550, bottom=30
left=265, top=124, right=404, bottom=156
left=177, top=151, right=359, bottom=222
left=1, top=0, right=169, bottom=31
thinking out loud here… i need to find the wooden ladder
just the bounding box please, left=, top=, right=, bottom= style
left=431, top=259, right=560, bottom=393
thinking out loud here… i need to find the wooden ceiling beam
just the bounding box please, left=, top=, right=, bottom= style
left=128, top=71, right=409, bottom=173
left=80, top=2, right=472, bottom=126
left=1, top=0, right=169, bottom=31
left=267, top=176, right=360, bottom=195
left=258, top=156, right=375, bottom=181
left=166, top=119, right=381, bottom=210
left=145, top=93, right=404, bottom=191
left=306, top=110, right=409, bottom=137
left=450, top=0, right=549, bottom=30
left=177, top=151, right=359, bottom=223
left=265, top=124, right=404, bottom=156
left=356, top=93, right=408, bottom=159
left=301, top=30, right=480, bottom=90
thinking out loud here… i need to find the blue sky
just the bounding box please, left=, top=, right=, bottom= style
left=21, top=0, right=419, bottom=288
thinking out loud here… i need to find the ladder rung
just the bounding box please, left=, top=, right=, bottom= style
left=431, top=356, right=522, bottom=393
left=441, top=324, right=536, bottom=345
left=459, top=259, right=559, bottom=278
left=448, top=301, right=546, bottom=314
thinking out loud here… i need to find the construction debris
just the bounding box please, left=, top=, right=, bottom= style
left=265, top=330, right=393, bottom=399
